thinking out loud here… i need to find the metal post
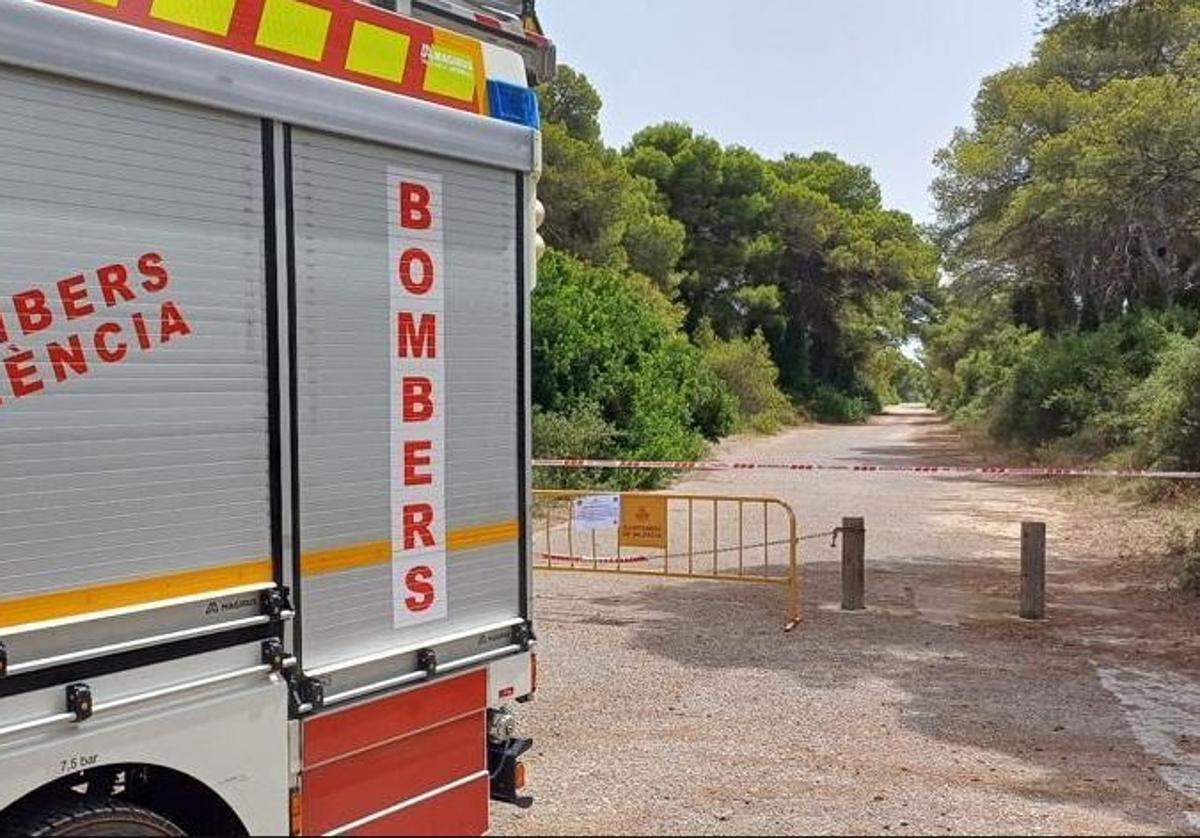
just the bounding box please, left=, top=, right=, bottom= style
left=544, top=505, right=552, bottom=570
left=841, top=517, right=866, bottom=612
left=763, top=501, right=769, bottom=577
left=712, top=501, right=718, bottom=576
left=738, top=501, right=745, bottom=576
left=687, top=498, right=694, bottom=576
left=1020, top=522, right=1046, bottom=621
left=785, top=512, right=800, bottom=632
left=567, top=500, right=575, bottom=566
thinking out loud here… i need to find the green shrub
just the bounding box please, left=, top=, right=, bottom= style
left=990, top=315, right=1175, bottom=449
left=806, top=384, right=874, bottom=423
left=532, top=250, right=737, bottom=488
left=863, top=347, right=927, bottom=408
left=941, top=325, right=1039, bottom=424
left=532, top=405, right=618, bottom=490
left=532, top=404, right=616, bottom=458
left=928, top=307, right=1200, bottom=468
left=1167, top=526, right=1200, bottom=595
left=895, top=361, right=930, bottom=404
left=1134, top=335, right=1200, bottom=470
left=701, top=329, right=798, bottom=434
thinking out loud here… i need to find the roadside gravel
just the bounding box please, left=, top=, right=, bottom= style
left=494, top=409, right=1200, bottom=836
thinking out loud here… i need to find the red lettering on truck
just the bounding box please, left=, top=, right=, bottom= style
left=4, top=348, right=44, bottom=398
left=403, top=566, right=437, bottom=613
left=13, top=289, right=53, bottom=336
left=404, top=440, right=434, bottom=486
left=159, top=301, right=191, bottom=343
left=402, top=503, right=436, bottom=550
left=56, top=275, right=95, bottom=320
left=399, top=182, right=432, bottom=230
left=131, top=312, right=153, bottom=351
left=97, top=264, right=135, bottom=307
left=137, top=252, right=170, bottom=293
left=0, top=251, right=193, bottom=412
left=46, top=335, right=88, bottom=383
left=398, top=248, right=435, bottom=295
left=397, top=313, right=437, bottom=359
left=94, top=322, right=127, bottom=363
left=402, top=377, right=434, bottom=422
left=389, top=172, right=446, bottom=627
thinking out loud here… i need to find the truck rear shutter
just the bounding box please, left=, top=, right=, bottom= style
left=0, top=65, right=273, bottom=628
left=290, top=127, right=523, bottom=689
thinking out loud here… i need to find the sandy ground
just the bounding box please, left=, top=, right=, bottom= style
left=494, top=407, right=1200, bottom=836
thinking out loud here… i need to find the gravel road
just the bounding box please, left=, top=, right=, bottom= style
left=494, top=407, right=1200, bottom=836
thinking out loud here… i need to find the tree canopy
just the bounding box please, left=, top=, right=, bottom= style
left=531, top=62, right=936, bottom=464
left=928, top=0, right=1200, bottom=468
left=934, top=0, right=1200, bottom=332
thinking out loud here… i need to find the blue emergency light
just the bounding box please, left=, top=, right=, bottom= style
left=487, top=79, right=541, bottom=129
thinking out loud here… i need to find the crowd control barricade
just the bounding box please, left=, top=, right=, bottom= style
left=533, top=491, right=801, bottom=631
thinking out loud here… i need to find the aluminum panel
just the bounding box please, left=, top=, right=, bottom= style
left=291, top=128, right=521, bottom=674
left=0, top=645, right=289, bottom=836
left=0, top=66, right=271, bottom=606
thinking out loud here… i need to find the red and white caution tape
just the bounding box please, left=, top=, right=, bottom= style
left=533, top=458, right=1200, bottom=481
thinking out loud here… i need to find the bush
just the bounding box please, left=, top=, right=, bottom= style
left=895, top=360, right=930, bottom=404
left=532, top=405, right=616, bottom=490
left=700, top=328, right=798, bottom=434
left=532, top=251, right=737, bottom=487
left=927, top=306, right=1200, bottom=470
left=1134, top=335, right=1200, bottom=470
left=1167, top=526, right=1200, bottom=595
left=990, top=315, right=1176, bottom=449
left=532, top=404, right=616, bottom=458
left=937, top=325, right=1039, bottom=424
left=806, top=384, right=875, bottom=423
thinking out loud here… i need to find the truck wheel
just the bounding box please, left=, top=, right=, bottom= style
left=3, top=799, right=185, bottom=836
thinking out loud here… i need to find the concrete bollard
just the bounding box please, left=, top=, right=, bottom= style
left=841, top=517, right=866, bottom=611
left=1020, top=521, right=1047, bottom=621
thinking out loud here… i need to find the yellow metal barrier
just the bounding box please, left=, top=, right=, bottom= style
left=533, top=491, right=800, bottom=632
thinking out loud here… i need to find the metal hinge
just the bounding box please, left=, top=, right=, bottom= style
left=261, top=639, right=286, bottom=673
left=417, top=648, right=438, bottom=677
left=288, top=673, right=325, bottom=716
left=66, top=683, right=93, bottom=722
left=261, top=587, right=294, bottom=620
left=513, top=622, right=534, bottom=652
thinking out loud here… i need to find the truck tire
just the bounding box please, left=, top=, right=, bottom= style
left=3, top=799, right=185, bottom=837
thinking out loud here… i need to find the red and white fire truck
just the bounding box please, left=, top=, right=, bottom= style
left=0, top=0, right=551, bottom=833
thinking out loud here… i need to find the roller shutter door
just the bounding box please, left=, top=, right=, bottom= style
left=0, top=66, right=273, bottom=626
left=290, top=127, right=522, bottom=676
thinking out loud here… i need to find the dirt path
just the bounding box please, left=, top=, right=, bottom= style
left=495, top=407, right=1200, bottom=835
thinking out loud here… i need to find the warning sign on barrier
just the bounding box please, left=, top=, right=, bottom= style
left=619, top=495, right=668, bottom=549
left=572, top=494, right=620, bottom=532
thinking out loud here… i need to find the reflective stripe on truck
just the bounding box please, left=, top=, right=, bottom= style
left=0, top=519, right=519, bottom=629
left=301, top=520, right=520, bottom=576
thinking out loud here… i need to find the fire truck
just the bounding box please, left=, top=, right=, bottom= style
left=0, top=0, right=551, bottom=834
